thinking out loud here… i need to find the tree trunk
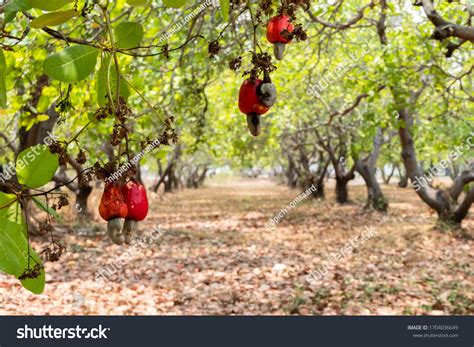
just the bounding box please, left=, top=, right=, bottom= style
left=313, top=181, right=325, bottom=199
left=153, top=160, right=168, bottom=193
left=197, top=167, right=208, bottom=186
left=397, top=107, right=473, bottom=225
left=152, top=145, right=181, bottom=193
left=164, top=176, right=172, bottom=192
left=286, top=155, right=298, bottom=188
left=381, top=164, right=396, bottom=184
left=17, top=75, right=53, bottom=154
left=332, top=160, right=355, bottom=204
left=309, top=155, right=330, bottom=200
left=53, top=159, right=92, bottom=217
left=335, top=175, right=354, bottom=204
left=313, top=129, right=356, bottom=204
left=171, top=164, right=180, bottom=190
left=164, top=163, right=174, bottom=193
left=75, top=185, right=92, bottom=218
left=355, top=128, right=388, bottom=211
left=356, top=162, right=388, bottom=211
left=398, top=166, right=408, bottom=188
left=448, top=163, right=460, bottom=180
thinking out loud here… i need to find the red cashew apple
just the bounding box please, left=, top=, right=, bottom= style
left=238, top=74, right=277, bottom=136
left=122, top=180, right=149, bottom=221
left=239, top=79, right=269, bottom=115
left=121, top=180, right=149, bottom=244
left=99, top=183, right=128, bottom=245
left=267, top=15, right=294, bottom=60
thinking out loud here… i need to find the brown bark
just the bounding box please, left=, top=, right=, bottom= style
left=152, top=145, right=182, bottom=193
left=335, top=173, right=354, bottom=204
left=76, top=186, right=92, bottom=217
left=286, top=155, right=298, bottom=189
left=327, top=146, right=355, bottom=204
left=417, top=0, right=474, bottom=43
left=398, top=166, right=408, bottom=188
left=450, top=169, right=474, bottom=201
left=397, top=107, right=472, bottom=225
left=18, top=75, right=54, bottom=153
left=355, top=128, right=388, bottom=211
left=381, top=164, right=396, bottom=185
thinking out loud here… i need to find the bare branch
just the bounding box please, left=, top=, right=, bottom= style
left=307, top=1, right=375, bottom=30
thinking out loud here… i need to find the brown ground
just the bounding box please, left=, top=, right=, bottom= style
left=0, top=178, right=472, bottom=315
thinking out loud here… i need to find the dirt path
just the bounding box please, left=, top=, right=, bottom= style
left=0, top=178, right=472, bottom=315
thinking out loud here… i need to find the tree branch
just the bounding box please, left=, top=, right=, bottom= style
left=306, top=1, right=375, bottom=30
left=416, top=0, right=474, bottom=43
left=450, top=168, right=474, bottom=201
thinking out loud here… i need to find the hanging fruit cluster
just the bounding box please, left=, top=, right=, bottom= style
left=232, top=52, right=277, bottom=136
left=239, top=71, right=277, bottom=136
left=267, top=1, right=309, bottom=61
left=99, top=180, right=149, bottom=245
left=232, top=0, right=307, bottom=137
left=267, top=15, right=294, bottom=60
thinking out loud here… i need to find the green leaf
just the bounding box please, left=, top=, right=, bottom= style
left=126, top=0, right=147, bottom=6
left=0, top=192, right=17, bottom=210
left=0, top=219, right=25, bottom=276
left=16, top=145, right=59, bottom=189
left=32, top=197, right=60, bottom=219
left=156, top=149, right=168, bottom=159
left=0, top=49, right=6, bottom=108
left=43, top=45, right=99, bottom=83
left=0, top=193, right=23, bottom=229
left=114, top=22, right=144, bottom=49
left=30, top=9, right=79, bottom=29
left=96, top=54, right=130, bottom=106
left=20, top=249, right=45, bottom=294
left=163, top=0, right=187, bottom=8
left=219, top=0, right=229, bottom=22
left=27, top=0, right=75, bottom=11
left=0, top=218, right=45, bottom=294
left=0, top=192, right=19, bottom=219
left=3, top=0, right=32, bottom=24
left=36, top=114, right=50, bottom=122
